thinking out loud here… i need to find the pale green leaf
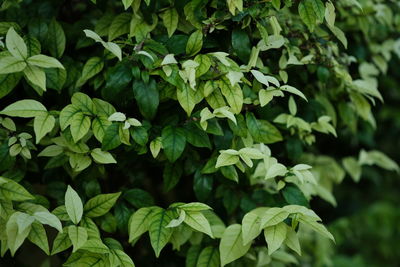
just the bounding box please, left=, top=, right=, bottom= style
left=27, top=54, right=64, bottom=69
left=219, top=224, right=251, bottom=267
left=91, top=148, right=117, bottom=164
left=65, top=185, right=83, bottom=224
left=33, top=112, right=55, bottom=144
left=241, top=207, right=269, bottom=245
left=264, top=222, right=287, bottom=255
left=6, top=27, right=27, bottom=59
left=33, top=211, right=63, bottom=232
left=128, top=207, right=155, bottom=242
left=23, top=65, right=46, bottom=91
left=184, top=211, right=213, bottom=237
left=68, top=225, right=88, bottom=252
left=0, top=99, right=46, bottom=118
left=186, top=30, right=203, bottom=57
left=0, top=56, right=26, bottom=74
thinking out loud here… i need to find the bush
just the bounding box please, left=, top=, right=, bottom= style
left=0, top=0, right=399, bottom=266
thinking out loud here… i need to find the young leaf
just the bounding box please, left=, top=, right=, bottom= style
left=219, top=78, right=243, bottom=114
left=27, top=55, right=64, bottom=69
left=264, top=222, right=287, bottom=255
left=0, top=56, right=26, bottom=74
left=183, top=211, right=213, bottom=237
left=241, top=207, right=269, bottom=245
left=6, top=27, right=27, bottom=59
left=219, top=224, right=251, bottom=267
left=33, top=112, right=55, bottom=144
left=84, top=192, right=121, bottom=217
left=65, top=185, right=83, bottom=224
left=23, top=65, right=46, bottom=91
left=6, top=212, right=32, bottom=256
left=33, top=211, right=63, bottom=232
left=0, top=99, right=46, bottom=118
left=91, top=148, right=117, bottom=164
left=259, top=208, right=290, bottom=229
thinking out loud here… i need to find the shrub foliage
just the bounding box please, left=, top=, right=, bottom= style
left=0, top=0, right=399, bottom=266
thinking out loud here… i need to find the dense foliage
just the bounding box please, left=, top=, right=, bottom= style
left=0, top=0, right=399, bottom=266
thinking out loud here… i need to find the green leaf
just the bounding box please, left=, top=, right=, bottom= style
left=92, top=116, right=112, bottom=142
left=0, top=73, right=22, bottom=99
left=78, top=57, right=104, bottom=85
left=59, top=104, right=81, bottom=130
left=33, top=112, right=55, bottom=144
left=161, top=8, right=179, bottom=37
left=232, top=29, right=251, bottom=63
left=161, top=126, right=186, bottom=162
left=246, top=112, right=282, bottom=144
left=27, top=54, right=64, bottom=69
left=108, top=13, right=132, bottom=41
left=197, top=246, right=219, bottom=267
left=132, top=79, right=159, bottom=119
left=47, top=19, right=66, bottom=58
left=51, top=228, right=72, bottom=255
left=81, top=239, right=109, bottom=254
left=298, top=216, right=335, bottom=241
left=72, top=92, right=96, bottom=114
left=33, top=211, right=63, bottom=232
left=28, top=222, right=50, bottom=255
left=0, top=178, right=35, bottom=201
left=70, top=112, right=91, bottom=142
left=219, top=224, right=251, bottom=267
left=128, top=207, right=155, bottom=242
left=264, top=222, right=287, bottom=255
left=284, top=226, right=301, bottom=255
left=68, top=225, right=88, bottom=252
left=0, top=56, right=26, bottom=74
left=111, top=249, right=135, bottom=267
left=215, top=152, right=240, bottom=168
left=186, top=30, right=203, bottom=57
left=122, top=0, right=133, bottom=10
left=65, top=185, right=83, bottom=224
left=6, top=27, right=27, bottom=59
left=310, top=0, right=325, bottom=22
left=183, top=211, right=213, bottom=237
left=84, top=192, right=121, bottom=217
left=259, top=208, right=290, bottom=229
left=280, top=85, right=307, bottom=101
left=0, top=99, right=46, bottom=118
left=6, top=212, right=32, bottom=256
left=163, top=162, right=183, bottom=192
left=219, top=78, right=243, bottom=114
left=102, top=123, right=122, bottom=151
left=241, top=207, right=269, bottom=245
left=46, top=67, right=66, bottom=91
left=91, top=148, right=117, bottom=164
left=298, top=0, right=317, bottom=32
left=177, top=85, right=196, bottom=116
left=148, top=208, right=174, bottom=257
left=183, top=123, right=211, bottom=149
left=23, top=65, right=46, bottom=92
